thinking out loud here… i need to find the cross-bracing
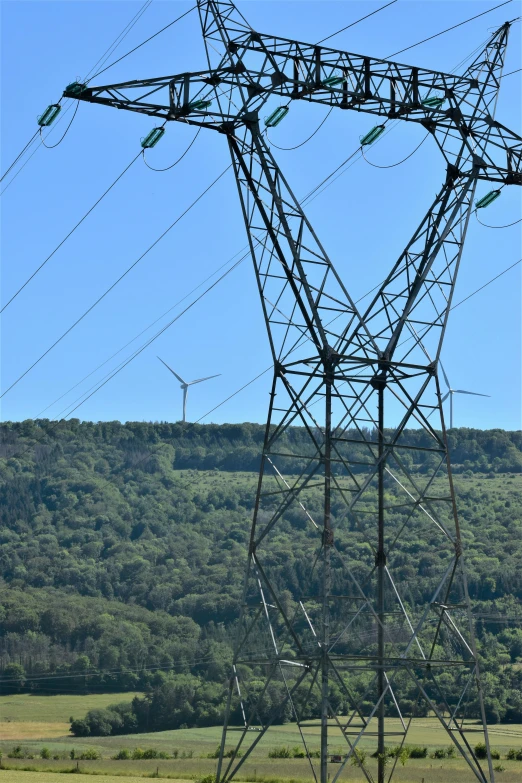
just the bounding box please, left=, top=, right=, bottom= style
left=68, top=3, right=522, bottom=781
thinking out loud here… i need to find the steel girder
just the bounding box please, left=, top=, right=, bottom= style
left=69, top=3, right=521, bottom=782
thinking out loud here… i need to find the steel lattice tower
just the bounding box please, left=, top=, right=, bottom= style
left=69, top=3, right=521, bottom=781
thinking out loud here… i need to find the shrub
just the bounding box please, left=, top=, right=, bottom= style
left=70, top=719, right=90, bottom=737
left=79, top=749, right=101, bottom=760
left=350, top=749, right=367, bottom=767
left=141, top=749, right=159, bottom=760
left=475, top=742, right=500, bottom=760
left=198, top=775, right=216, bottom=783
left=112, top=749, right=131, bottom=760
left=431, top=748, right=447, bottom=759
left=40, top=748, right=51, bottom=760
left=291, top=746, right=305, bottom=759
left=506, top=748, right=522, bottom=761
left=132, top=749, right=145, bottom=760
left=268, top=747, right=291, bottom=758
left=446, top=746, right=457, bottom=759
left=408, top=746, right=427, bottom=758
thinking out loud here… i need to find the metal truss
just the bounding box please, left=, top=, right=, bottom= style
left=69, top=3, right=521, bottom=782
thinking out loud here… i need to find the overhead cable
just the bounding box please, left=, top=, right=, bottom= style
left=34, top=244, right=249, bottom=418
left=83, top=0, right=153, bottom=83
left=39, top=101, right=80, bottom=149
left=267, top=108, right=333, bottom=151
left=474, top=210, right=522, bottom=228
left=387, top=0, right=513, bottom=58
left=142, top=127, right=201, bottom=171
left=0, top=151, right=143, bottom=314
left=361, top=132, right=429, bottom=168
left=0, top=0, right=154, bottom=187
left=0, top=130, right=40, bottom=184
left=88, top=5, right=197, bottom=82
left=0, top=165, right=232, bottom=400
left=316, top=0, right=398, bottom=45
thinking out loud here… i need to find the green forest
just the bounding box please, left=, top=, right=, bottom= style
left=0, top=419, right=521, bottom=734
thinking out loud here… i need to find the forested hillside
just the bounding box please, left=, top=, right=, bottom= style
left=0, top=420, right=521, bottom=728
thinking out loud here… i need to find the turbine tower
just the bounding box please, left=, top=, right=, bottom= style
left=158, top=356, right=220, bottom=423
left=68, top=4, right=521, bottom=781
left=440, top=362, right=491, bottom=429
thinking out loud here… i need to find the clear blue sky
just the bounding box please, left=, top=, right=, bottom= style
left=1, top=1, right=521, bottom=428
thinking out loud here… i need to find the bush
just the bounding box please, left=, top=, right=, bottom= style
left=79, top=749, right=101, bottom=760
left=431, top=748, right=447, bottom=759
left=112, top=749, right=131, bottom=760
left=268, top=747, right=291, bottom=758
left=350, top=749, right=367, bottom=767
left=408, top=746, right=427, bottom=759
left=70, top=719, right=90, bottom=737
left=475, top=742, right=500, bottom=760
left=40, top=748, right=51, bottom=760
left=506, top=748, right=522, bottom=761
left=198, top=775, right=216, bottom=783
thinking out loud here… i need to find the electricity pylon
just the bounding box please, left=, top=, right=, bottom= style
left=68, top=3, right=521, bottom=782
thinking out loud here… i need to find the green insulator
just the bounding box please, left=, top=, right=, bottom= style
left=65, top=82, right=87, bottom=97
left=37, top=104, right=62, bottom=127
left=189, top=100, right=212, bottom=109
left=475, top=190, right=501, bottom=209
left=322, top=75, right=343, bottom=88
left=141, top=127, right=165, bottom=149
left=188, top=99, right=212, bottom=110
left=360, top=125, right=385, bottom=146
left=422, top=95, right=446, bottom=108
left=264, top=105, right=289, bottom=127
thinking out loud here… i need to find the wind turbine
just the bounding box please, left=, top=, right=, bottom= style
left=439, top=362, right=490, bottom=429
left=158, top=357, right=220, bottom=423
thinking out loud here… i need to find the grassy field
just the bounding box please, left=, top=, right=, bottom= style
left=1, top=694, right=522, bottom=782
left=0, top=695, right=139, bottom=740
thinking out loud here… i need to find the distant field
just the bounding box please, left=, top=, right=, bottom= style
left=0, top=694, right=140, bottom=740
left=1, top=694, right=522, bottom=782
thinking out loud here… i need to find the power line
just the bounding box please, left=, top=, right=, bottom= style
left=88, top=5, right=197, bottom=83
left=267, top=108, right=333, bottom=151
left=0, top=151, right=143, bottom=314
left=0, top=0, right=153, bottom=188
left=142, top=126, right=201, bottom=171
left=39, top=101, right=80, bottom=149
left=450, top=258, right=521, bottom=311
left=83, top=0, right=154, bottom=84
left=0, top=165, right=232, bottom=400
left=316, top=0, right=398, bottom=45
left=387, top=0, right=513, bottom=58
left=34, top=246, right=249, bottom=419
left=0, top=130, right=40, bottom=184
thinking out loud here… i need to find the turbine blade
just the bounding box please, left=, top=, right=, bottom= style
left=157, top=356, right=186, bottom=385
left=441, top=392, right=450, bottom=403
left=454, top=390, right=491, bottom=397
left=439, top=361, right=451, bottom=390
left=188, top=374, right=221, bottom=385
